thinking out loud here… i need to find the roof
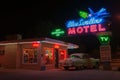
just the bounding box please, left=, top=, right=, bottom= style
left=0, top=37, right=79, bottom=49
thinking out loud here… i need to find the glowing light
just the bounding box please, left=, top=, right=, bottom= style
left=88, top=8, right=109, bottom=18
left=66, top=8, right=109, bottom=28
left=79, top=11, right=88, bottom=19
left=66, top=18, right=103, bottom=28
left=98, top=35, right=110, bottom=45
left=45, top=53, right=48, bottom=56
left=68, top=24, right=106, bottom=35
left=60, top=51, right=64, bottom=55
left=66, top=8, right=109, bottom=35
left=54, top=44, right=60, bottom=49
left=51, top=29, right=65, bottom=37
left=60, top=50, right=67, bottom=60
left=32, top=42, right=40, bottom=48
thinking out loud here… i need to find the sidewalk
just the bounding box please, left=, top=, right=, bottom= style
left=0, top=68, right=63, bottom=72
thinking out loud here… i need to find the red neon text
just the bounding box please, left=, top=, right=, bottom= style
left=68, top=24, right=106, bottom=35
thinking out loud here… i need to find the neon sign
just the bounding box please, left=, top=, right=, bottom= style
left=32, top=42, right=40, bottom=48
left=79, top=11, right=88, bottom=19
left=66, top=18, right=103, bottom=28
left=51, top=29, right=65, bottom=37
left=66, top=8, right=109, bottom=35
left=54, top=44, right=60, bottom=49
left=68, top=24, right=106, bottom=35
left=98, top=35, right=110, bottom=45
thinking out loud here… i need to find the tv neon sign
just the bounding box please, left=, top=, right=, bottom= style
left=98, top=35, right=110, bottom=45
left=66, top=8, right=109, bottom=35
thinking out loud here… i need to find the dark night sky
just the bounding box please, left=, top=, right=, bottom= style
left=0, top=0, right=120, bottom=53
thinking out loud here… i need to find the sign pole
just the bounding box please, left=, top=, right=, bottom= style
left=97, top=31, right=112, bottom=70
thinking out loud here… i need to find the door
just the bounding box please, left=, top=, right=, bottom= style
left=54, top=49, right=59, bottom=68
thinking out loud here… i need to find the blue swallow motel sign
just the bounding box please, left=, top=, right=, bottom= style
left=65, top=8, right=109, bottom=35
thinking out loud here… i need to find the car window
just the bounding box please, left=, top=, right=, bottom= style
left=83, top=54, right=89, bottom=59
left=70, top=55, right=81, bottom=59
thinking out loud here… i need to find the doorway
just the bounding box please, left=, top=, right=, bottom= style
left=54, top=49, right=59, bottom=68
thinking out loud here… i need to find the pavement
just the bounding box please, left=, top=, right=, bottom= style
left=0, top=68, right=63, bottom=72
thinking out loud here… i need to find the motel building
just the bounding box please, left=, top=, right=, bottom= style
left=0, top=37, right=78, bottom=70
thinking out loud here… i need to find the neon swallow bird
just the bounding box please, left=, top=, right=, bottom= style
left=65, top=8, right=109, bottom=28
left=88, top=8, right=110, bottom=18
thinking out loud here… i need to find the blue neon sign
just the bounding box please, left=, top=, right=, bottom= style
left=66, top=8, right=109, bottom=28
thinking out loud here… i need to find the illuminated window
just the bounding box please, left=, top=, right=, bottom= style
left=23, top=49, right=38, bottom=64
left=59, top=50, right=67, bottom=60
left=44, top=47, right=53, bottom=64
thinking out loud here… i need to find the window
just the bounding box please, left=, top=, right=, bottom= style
left=23, top=49, right=38, bottom=64
left=0, top=50, right=5, bottom=56
left=44, top=47, right=53, bottom=64
left=70, top=55, right=81, bottom=59
left=59, top=50, right=66, bottom=60
left=83, top=54, right=89, bottom=59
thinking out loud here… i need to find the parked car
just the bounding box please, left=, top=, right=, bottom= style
left=59, top=53, right=99, bottom=70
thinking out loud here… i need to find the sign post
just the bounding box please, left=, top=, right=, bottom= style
left=97, top=31, right=112, bottom=70
left=100, top=45, right=111, bottom=62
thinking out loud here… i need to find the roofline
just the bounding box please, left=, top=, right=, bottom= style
left=0, top=37, right=79, bottom=49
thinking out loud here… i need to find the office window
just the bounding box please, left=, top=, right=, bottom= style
left=44, top=47, right=53, bottom=64
left=23, top=49, right=38, bottom=64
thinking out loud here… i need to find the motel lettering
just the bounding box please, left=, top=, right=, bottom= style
left=68, top=24, right=106, bottom=35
